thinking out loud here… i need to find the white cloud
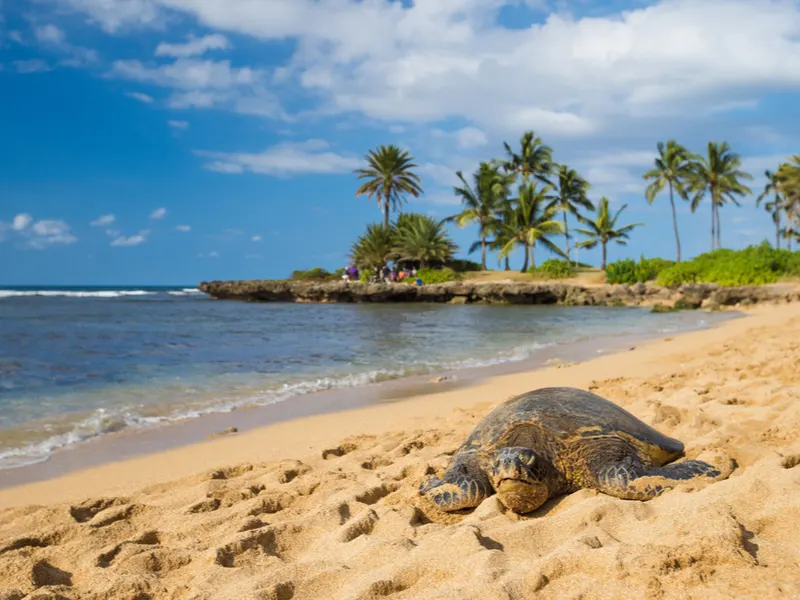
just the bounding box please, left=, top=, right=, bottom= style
left=168, top=120, right=189, bottom=128
left=455, top=127, right=488, bottom=149
left=34, top=23, right=98, bottom=66
left=204, top=161, right=244, bottom=173
left=14, top=59, right=53, bottom=73
left=111, top=230, right=149, bottom=246
left=196, top=139, right=359, bottom=176
left=35, top=24, right=66, bottom=44
left=112, top=58, right=259, bottom=90
left=27, top=219, right=78, bottom=249
left=90, top=214, right=115, bottom=226
left=112, top=57, right=282, bottom=116
left=208, top=251, right=219, bottom=258
left=150, top=207, right=167, bottom=219
left=251, top=235, right=261, bottom=241
left=176, top=224, right=191, bottom=232
left=62, top=0, right=800, bottom=136
left=126, top=91, right=154, bottom=103
left=54, top=0, right=161, bottom=33
left=155, top=34, right=230, bottom=58
left=12, top=213, right=33, bottom=231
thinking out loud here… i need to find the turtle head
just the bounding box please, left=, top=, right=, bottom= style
left=418, top=452, right=490, bottom=512
left=490, top=447, right=551, bottom=514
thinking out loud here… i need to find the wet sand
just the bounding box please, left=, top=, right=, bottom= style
left=0, top=304, right=798, bottom=599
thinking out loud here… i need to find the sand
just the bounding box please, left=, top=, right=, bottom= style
left=1, top=305, right=799, bottom=599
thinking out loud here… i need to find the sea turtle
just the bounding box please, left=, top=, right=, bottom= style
left=419, top=387, right=724, bottom=514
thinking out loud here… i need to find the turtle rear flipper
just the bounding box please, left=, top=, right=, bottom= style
left=593, top=455, right=723, bottom=501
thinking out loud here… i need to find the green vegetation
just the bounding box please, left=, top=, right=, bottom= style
left=686, top=142, right=753, bottom=252
left=528, top=259, right=576, bottom=279
left=575, top=197, right=643, bottom=269
left=417, top=267, right=460, bottom=285
left=447, top=259, right=482, bottom=273
left=349, top=213, right=458, bottom=272
left=656, top=243, right=800, bottom=287
left=643, top=140, right=693, bottom=262
left=604, top=257, right=675, bottom=285
left=494, top=182, right=564, bottom=272
left=288, top=138, right=800, bottom=289
left=354, top=145, right=423, bottom=228
left=290, top=267, right=344, bottom=281
left=448, top=163, right=515, bottom=270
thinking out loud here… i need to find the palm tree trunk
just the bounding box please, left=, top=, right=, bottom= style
left=481, top=235, right=487, bottom=270
left=715, top=203, right=722, bottom=249
left=530, top=243, right=536, bottom=270
left=602, top=241, right=607, bottom=271
left=668, top=182, right=681, bottom=262
left=504, top=256, right=510, bottom=271
left=711, top=200, right=716, bottom=251
left=776, top=221, right=781, bottom=250
left=563, top=212, right=570, bottom=263
left=521, top=243, right=529, bottom=273
left=383, top=191, right=390, bottom=228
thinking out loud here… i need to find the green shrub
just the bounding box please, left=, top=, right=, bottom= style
left=605, top=258, right=637, bottom=284
left=635, top=257, right=675, bottom=282
left=447, top=258, right=483, bottom=273
left=291, top=267, right=338, bottom=281
left=528, top=259, right=577, bottom=279
left=359, top=270, right=371, bottom=283
left=655, top=243, right=800, bottom=287
left=417, top=267, right=460, bottom=284
left=605, top=256, right=675, bottom=284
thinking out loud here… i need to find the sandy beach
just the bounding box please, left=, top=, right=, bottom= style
left=1, top=304, right=799, bottom=599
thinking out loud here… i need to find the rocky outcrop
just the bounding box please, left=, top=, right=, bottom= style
left=197, top=280, right=800, bottom=308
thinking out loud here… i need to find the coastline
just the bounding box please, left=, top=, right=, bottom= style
left=0, top=308, right=740, bottom=491
left=1, top=304, right=798, bottom=599
left=0, top=304, right=771, bottom=509
left=197, top=279, right=800, bottom=307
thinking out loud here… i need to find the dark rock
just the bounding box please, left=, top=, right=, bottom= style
left=197, top=280, right=800, bottom=308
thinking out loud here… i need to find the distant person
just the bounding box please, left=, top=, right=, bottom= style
left=411, top=267, right=417, bottom=277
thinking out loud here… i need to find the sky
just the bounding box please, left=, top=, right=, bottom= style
left=1, top=0, right=799, bottom=285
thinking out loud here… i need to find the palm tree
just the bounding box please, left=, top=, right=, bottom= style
left=756, top=169, right=785, bottom=249
left=548, top=165, right=593, bottom=262
left=643, top=140, right=693, bottom=262
left=354, top=145, right=423, bottom=228
left=350, top=223, right=396, bottom=271
left=575, top=197, right=644, bottom=269
left=448, top=162, right=514, bottom=270
left=393, top=213, right=458, bottom=269
left=686, top=142, right=753, bottom=251
left=495, top=183, right=564, bottom=272
left=502, top=131, right=553, bottom=186
left=776, top=156, right=800, bottom=251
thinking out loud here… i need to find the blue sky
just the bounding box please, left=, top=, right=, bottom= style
left=1, top=0, right=799, bottom=285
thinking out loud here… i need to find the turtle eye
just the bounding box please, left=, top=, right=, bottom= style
left=458, top=464, right=469, bottom=475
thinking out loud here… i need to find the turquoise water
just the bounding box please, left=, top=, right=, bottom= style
left=0, top=286, right=733, bottom=470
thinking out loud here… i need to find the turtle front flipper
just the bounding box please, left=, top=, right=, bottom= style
left=593, top=454, right=725, bottom=501
left=418, top=453, right=491, bottom=511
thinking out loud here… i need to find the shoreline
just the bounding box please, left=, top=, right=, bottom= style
left=0, top=305, right=766, bottom=509
left=1, top=304, right=798, bottom=598
left=0, top=308, right=740, bottom=491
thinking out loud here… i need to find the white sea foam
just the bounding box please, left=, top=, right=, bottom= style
left=0, top=290, right=156, bottom=298
left=0, top=342, right=554, bottom=471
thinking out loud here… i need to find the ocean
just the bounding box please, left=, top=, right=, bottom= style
left=0, top=285, right=737, bottom=472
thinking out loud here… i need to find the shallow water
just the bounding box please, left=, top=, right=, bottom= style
left=0, top=286, right=734, bottom=470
